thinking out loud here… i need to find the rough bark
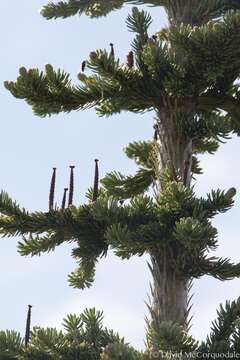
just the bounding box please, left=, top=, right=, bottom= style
left=155, top=107, right=193, bottom=187
left=149, top=247, right=189, bottom=328
left=147, top=107, right=193, bottom=334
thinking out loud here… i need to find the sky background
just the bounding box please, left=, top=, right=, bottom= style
left=0, top=1, right=240, bottom=350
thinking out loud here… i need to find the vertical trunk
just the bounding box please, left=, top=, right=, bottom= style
left=155, top=108, right=193, bottom=188
left=149, top=248, right=189, bottom=329
left=147, top=107, right=193, bottom=336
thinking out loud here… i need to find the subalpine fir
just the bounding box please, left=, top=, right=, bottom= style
left=2, top=0, right=240, bottom=353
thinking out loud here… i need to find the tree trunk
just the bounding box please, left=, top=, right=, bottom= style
left=147, top=107, right=193, bottom=336
left=154, top=107, right=193, bottom=188
left=149, top=247, right=189, bottom=327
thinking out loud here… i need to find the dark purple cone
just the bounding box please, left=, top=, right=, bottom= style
left=62, top=188, right=68, bottom=209
left=25, top=305, right=32, bottom=347
left=127, top=51, right=134, bottom=68
left=92, top=159, right=99, bottom=202
left=109, top=43, right=114, bottom=58
left=49, top=168, right=56, bottom=211
left=81, top=60, right=86, bottom=72
left=68, top=166, right=75, bottom=206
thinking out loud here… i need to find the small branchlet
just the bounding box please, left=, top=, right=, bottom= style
left=166, top=160, right=178, bottom=182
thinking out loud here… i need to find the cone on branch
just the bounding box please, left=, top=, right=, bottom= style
left=109, top=43, right=114, bottom=58
left=61, top=188, right=68, bottom=209
left=92, top=159, right=99, bottom=202
left=49, top=168, right=56, bottom=211
left=25, top=305, right=32, bottom=347
left=81, top=60, right=86, bottom=72
left=68, top=166, right=75, bottom=206
left=126, top=51, right=134, bottom=68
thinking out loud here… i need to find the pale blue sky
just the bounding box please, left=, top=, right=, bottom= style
left=0, top=1, right=240, bottom=349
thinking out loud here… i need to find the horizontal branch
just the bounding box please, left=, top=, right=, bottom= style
left=189, top=256, right=240, bottom=280
left=41, top=0, right=166, bottom=20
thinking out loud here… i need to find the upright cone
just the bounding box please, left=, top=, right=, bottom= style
left=109, top=43, right=114, bottom=58
left=127, top=51, right=134, bottom=68
left=68, top=166, right=75, bottom=206
left=25, top=305, right=32, bottom=347
left=92, top=159, right=99, bottom=202
left=49, top=168, right=56, bottom=211
left=61, top=188, right=68, bottom=209
left=81, top=60, right=86, bottom=72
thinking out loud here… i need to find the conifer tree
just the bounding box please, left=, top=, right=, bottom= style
left=2, top=0, right=240, bottom=353
left=2, top=299, right=240, bottom=358
left=0, top=307, right=133, bottom=359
